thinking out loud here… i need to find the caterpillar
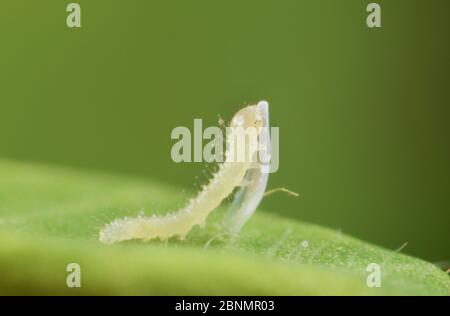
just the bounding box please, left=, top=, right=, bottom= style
left=99, top=101, right=271, bottom=244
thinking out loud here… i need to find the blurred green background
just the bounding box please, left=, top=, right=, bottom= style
left=0, top=0, right=448, bottom=261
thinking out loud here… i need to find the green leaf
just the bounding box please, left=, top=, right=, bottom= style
left=0, top=159, right=448, bottom=295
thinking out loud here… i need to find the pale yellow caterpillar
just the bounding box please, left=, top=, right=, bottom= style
left=99, top=101, right=271, bottom=244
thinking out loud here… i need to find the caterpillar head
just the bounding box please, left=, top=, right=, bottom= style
left=230, top=101, right=269, bottom=131
left=227, top=101, right=270, bottom=166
